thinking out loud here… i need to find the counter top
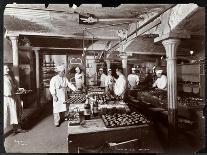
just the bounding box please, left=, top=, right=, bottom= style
left=68, top=118, right=149, bottom=135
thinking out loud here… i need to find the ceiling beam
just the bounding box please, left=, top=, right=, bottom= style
left=6, top=31, right=120, bottom=41
left=154, top=4, right=199, bottom=42
left=126, top=51, right=165, bottom=55
left=19, top=46, right=105, bottom=51
left=107, top=5, right=175, bottom=53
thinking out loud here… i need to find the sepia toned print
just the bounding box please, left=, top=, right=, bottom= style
left=3, top=3, right=205, bottom=153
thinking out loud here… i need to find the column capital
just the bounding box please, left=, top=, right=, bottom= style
left=9, top=36, right=19, bottom=41
left=162, top=38, right=181, bottom=58
left=119, top=52, right=128, bottom=60
left=162, top=38, right=181, bottom=46
left=154, top=31, right=190, bottom=43
left=33, top=47, right=40, bottom=52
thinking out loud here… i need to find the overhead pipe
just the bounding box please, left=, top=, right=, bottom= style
left=107, top=4, right=176, bottom=53
left=85, top=21, right=133, bottom=31
left=98, top=18, right=142, bottom=22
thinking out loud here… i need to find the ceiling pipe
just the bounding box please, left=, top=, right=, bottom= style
left=98, top=18, right=143, bottom=22
left=107, top=4, right=176, bottom=53
left=85, top=21, right=133, bottom=30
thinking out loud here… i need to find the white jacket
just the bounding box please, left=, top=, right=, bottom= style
left=100, top=73, right=107, bottom=87
left=127, top=74, right=139, bottom=89
left=50, top=75, right=77, bottom=113
left=4, top=75, right=18, bottom=129
left=105, top=75, right=114, bottom=87
left=75, top=73, right=84, bottom=89
left=153, top=75, right=167, bottom=90
left=114, top=74, right=126, bottom=96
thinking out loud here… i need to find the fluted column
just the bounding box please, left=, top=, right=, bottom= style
left=105, top=59, right=111, bottom=70
left=162, top=39, right=180, bottom=109
left=119, top=53, right=128, bottom=78
left=34, top=48, right=41, bottom=107
left=120, top=53, right=128, bottom=98
left=162, top=38, right=180, bottom=151
left=9, top=36, right=19, bottom=86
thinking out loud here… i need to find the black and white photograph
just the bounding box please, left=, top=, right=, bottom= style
left=3, top=3, right=206, bottom=153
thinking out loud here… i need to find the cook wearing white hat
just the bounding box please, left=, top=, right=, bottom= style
left=105, top=68, right=114, bottom=93
left=99, top=68, right=107, bottom=87
left=153, top=69, right=167, bottom=90
left=55, top=65, right=66, bottom=72
left=75, top=67, right=80, bottom=71
left=155, top=70, right=163, bottom=74
left=49, top=65, right=77, bottom=127
left=75, top=67, right=84, bottom=90
left=128, top=67, right=139, bottom=90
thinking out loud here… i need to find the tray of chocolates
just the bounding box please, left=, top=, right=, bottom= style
left=65, top=93, right=86, bottom=104
left=102, top=112, right=151, bottom=128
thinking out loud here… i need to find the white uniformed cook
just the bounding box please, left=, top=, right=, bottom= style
left=75, top=67, right=84, bottom=90
left=99, top=68, right=107, bottom=87
left=152, top=70, right=167, bottom=90
left=114, top=68, right=127, bottom=99
left=105, top=69, right=114, bottom=92
left=127, top=68, right=139, bottom=90
left=49, top=65, right=77, bottom=127
left=4, top=65, right=27, bottom=134
left=4, top=65, right=18, bottom=130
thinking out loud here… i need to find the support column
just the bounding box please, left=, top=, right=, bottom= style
left=10, top=36, right=19, bottom=86
left=162, top=38, right=180, bottom=151
left=120, top=53, right=128, bottom=78
left=105, top=59, right=111, bottom=70
left=34, top=48, right=41, bottom=108
left=120, top=53, right=128, bottom=98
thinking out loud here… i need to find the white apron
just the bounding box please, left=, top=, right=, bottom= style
left=75, top=73, right=84, bottom=90
left=4, top=75, right=18, bottom=129
left=50, top=75, right=68, bottom=114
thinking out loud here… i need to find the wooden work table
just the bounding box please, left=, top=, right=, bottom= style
left=68, top=118, right=150, bottom=153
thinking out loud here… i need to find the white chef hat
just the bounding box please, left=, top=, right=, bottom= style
left=75, top=67, right=80, bottom=71
left=132, top=68, right=136, bottom=71
left=99, top=68, right=103, bottom=71
left=108, top=69, right=111, bottom=71
left=55, top=65, right=66, bottom=72
left=156, top=70, right=163, bottom=74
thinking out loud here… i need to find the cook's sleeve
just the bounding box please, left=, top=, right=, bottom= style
left=152, top=79, right=158, bottom=87
left=159, top=76, right=167, bottom=89
left=115, top=78, right=126, bottom=96
left=4, top=78, right=12, bottom=96
left=49, top=77, right=56, bottom=95
left=105, top=76, right=109, bottom=87
left=81, top=73, right=85, bottom=84
left=66, top=78, right=77, bottom=91
left=136, top=75, right=140, bottom=85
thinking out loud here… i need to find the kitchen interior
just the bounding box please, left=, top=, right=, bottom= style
left=3, top=3, right=205, bottom=153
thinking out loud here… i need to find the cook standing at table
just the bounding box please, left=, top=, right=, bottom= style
left=75, top=67, right=85, bottom=91
left=114, top=68, right=127, bottom=99
left=99, top=68, right=107, bottom=88
left=127, top=68, right=139, bottom=90
left=105, top=68, right=114, bottom=93
left=49, top=65, right=77, bottom=127
left=152, top=69, right=167, bottom=90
